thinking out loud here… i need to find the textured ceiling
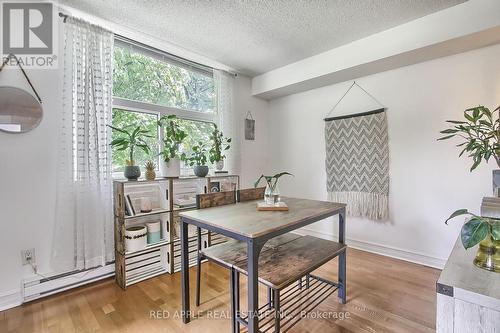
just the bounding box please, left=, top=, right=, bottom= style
left=60, top=0, right=466, bottom=76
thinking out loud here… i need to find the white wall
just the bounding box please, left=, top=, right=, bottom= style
left=267, top=43, right=500, bottom=267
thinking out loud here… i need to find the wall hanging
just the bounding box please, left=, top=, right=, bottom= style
left=324, top=81, right=389, bottom=220
left=0, top=54, right=43, bottom=133
left=245, top=110, right=255, bottom=140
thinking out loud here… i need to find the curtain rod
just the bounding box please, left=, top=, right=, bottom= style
left=58, top=12, right=238, bottom=77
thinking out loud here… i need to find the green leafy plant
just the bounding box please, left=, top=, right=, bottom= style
left=107, top=125, right=153, bottom=166
left=254, top=172, right=294, bottom=191
left=209, top=125, right=231, bottom=163
left=438, top=105, right=500, bottom=171
left=445, top=209, right=500, bottom=249
left=185, top=142, right=209, bottom=166
left=158, top=115, right=187, bottom=162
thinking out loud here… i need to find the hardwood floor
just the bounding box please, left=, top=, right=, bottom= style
left=0, top=248, right=440, bottom=333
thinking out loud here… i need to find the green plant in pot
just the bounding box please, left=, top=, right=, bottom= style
left=439, top=105, right=500, bottom=272
left=254, top=172, right=293, bottom=205
left=158, top=115, right=187, bottom=178
left=209, top=125, right=231, bottom=172
left=445, top=210, right=500, bottom=272
left=438, top=105, right=500, bottom=194
left=108, top=124, right=152, bottom=180
left=185, top=142, right=209, bottom=177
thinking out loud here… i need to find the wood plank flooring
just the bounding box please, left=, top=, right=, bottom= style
left=0, top=248, right=440, bottom=333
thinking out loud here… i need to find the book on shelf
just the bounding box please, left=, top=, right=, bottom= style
left=125, top=194, right=136, bottom=216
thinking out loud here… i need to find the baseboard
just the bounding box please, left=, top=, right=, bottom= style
left=294, top=228, right=447, bottom=269
left=0, top=289, right=22, bottom=312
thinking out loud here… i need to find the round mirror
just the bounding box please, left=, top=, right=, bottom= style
left=0, top=86, right=43, bottom=133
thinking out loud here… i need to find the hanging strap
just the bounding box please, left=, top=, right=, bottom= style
left=0, top=54, right=43, bottom=103
left=324, top=81, right=383, bottom=120
left=245, top=111, right=254, bottom=120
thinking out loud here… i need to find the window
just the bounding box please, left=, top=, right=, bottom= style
left=111, top=37, right=216, bottom=174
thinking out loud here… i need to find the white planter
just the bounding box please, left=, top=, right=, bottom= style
left=216, top=160, right=224, bottom=171
left=160, top=158, right=180, bottom=178
left=125, top=225, right=147, bottom=252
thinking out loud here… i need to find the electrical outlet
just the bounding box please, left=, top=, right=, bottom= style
left=21, top=248, right=35, bottom=265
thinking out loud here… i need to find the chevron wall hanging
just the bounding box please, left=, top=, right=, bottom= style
left=325, top=108, right=389, bottom=220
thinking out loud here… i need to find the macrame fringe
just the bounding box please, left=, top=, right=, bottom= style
left=328, top=191, right=388, bottom=220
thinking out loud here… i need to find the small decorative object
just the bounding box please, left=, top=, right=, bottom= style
left=146, top=221, right=161, bottom=244
left=107, top=124, right=153, bottom=180
left=185, top=142, right=209, bottom=177
left=438, top=105, right=500, bottom=196
left=158, top=115, right=187, bottom=178
left=254, top=172, right=293, bottom=206
left=145, top=160, right=156, bottom=181
left=209, top=124, right=231, bottom=171
left=445, top=209, right=500, bottom=272
left=245, top=111, right=255, bottom=140
left=125, top=225, right=147, bottom=252
left=210, top=182, right=220, bottom=193
left=257, top=201, right=289, bottom=211
left=140, top=197, right=153, bottom=213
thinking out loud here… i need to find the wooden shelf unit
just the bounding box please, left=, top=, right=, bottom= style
left=113, top=174, right=240, bottom=289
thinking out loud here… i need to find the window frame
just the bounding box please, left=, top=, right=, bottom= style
left=111, top=37, right=217, bottom=178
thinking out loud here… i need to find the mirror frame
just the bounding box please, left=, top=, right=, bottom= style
left=0, top=85, right=43, bottom=134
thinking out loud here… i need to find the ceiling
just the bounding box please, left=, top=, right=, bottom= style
left=60, top=0, right=466, bottom=76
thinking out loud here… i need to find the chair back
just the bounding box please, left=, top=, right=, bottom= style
left=196, top=191, right=236, bottom=209
left=237, top=187, right=266, bottom=202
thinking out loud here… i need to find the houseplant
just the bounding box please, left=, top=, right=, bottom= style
left=254, top=172, right=293, bottom=205
left=208, top=125, right=231, bottom=171
left=158, top=115, right=187, bottom=177
left=445, top=209, right=500, bottom=272
left=438, top=105, right=500, bottom=194
left=108, top=125, right=152, bottom=180
left=185, top=142, right=209, bottom=177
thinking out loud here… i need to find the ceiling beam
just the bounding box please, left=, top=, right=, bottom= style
left=252, top=0, right=500, bottom=100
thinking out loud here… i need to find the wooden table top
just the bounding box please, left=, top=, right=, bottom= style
left=179, top=196, right=345, bottom=239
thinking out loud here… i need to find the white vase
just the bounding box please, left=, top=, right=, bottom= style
left=160, top=158, right=180, bottom=177
left=216, top=160, right=224, bottom=171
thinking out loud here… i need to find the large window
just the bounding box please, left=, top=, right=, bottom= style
left=111, top=37, right=216, bottom=174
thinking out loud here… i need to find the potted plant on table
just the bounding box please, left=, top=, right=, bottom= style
left=445, top=210, right=500, bottom=272
left=185, top=142, right=209, bottom=177
left=158, top=115, right=187, bottom=178
left=209, top=125, right=231, bottom=172
left=254, top=172, right=293, bottom=205
left=108, top=124, right=152, bottom=180
left=439, top=105, right=500, bottom=272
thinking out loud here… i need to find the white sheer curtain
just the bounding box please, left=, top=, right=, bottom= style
left=214, top=70, right=240, bottom=174
left=52, top=17, right=114, bottom=272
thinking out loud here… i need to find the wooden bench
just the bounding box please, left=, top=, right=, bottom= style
left=232, top=235, right=347, bottom=333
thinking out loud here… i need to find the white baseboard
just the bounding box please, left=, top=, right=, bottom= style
left=0, top=289, right=22, bottom=312
left=295, top=227, right=447, bottom=269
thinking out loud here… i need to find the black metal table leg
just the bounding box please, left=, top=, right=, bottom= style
left=196, top=227, right=202, bottom=306
left=274, top=289, right=280, bottom=333
left=247, top=239, right=264, bottom=333
left=338, top=208, right=346, bottom=304
left=234, top=270, right=240, bottom=332
left=181, top=218, right=191, bottom=323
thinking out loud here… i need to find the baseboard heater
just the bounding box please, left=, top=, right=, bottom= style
left=22, top=263, right=115, bottom=303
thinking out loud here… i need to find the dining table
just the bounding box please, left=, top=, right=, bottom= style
left=179, top=196, right=346, bottom=333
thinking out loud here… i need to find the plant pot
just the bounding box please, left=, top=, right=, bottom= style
left=160, top=158, right=180, bottom=178
left=493, top=170, right=500, bottom=197
left=473, top=234, right=500, bottom=273
left=193, top=165, right=209, bottom=177
left=216, top=160, right=224, bottom=171
left=124, top=165, right=141, bottom=180
left=125, top=225, right=147, bottom=252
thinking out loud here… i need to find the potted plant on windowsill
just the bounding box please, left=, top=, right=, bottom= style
left=185, top=142, right=209, bottom=177
left=108, top=125, right=152, bottom=180
left=158, top=115, right=187, bottom=178
left=209, top=125, right=231, bottom=172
